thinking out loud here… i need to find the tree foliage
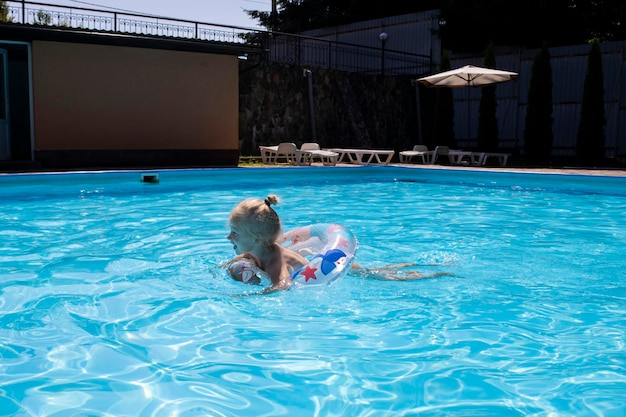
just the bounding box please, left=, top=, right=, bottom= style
left=247, top=0, right=439, bottom=33
left=477, top=41, right=498, bottom=151
left=523, top=43, right=553, bottom=164
left=434, top=49, right=456, bottom=148
left=575, top=41, right=606, bottom=166
left=0, top=1, right=11, bottom=22
left=246, top=1, right=625, bottom=51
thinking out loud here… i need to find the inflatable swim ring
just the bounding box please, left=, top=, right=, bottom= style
left=282, top=223, right=358, bottom=286
left=228, top=223, right=358, bottom=287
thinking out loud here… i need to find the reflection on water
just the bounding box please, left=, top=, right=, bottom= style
left=1, top=167, right=625, bottom=416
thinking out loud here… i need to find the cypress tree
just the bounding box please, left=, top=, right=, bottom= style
left=435, top=49, right=456, bottom=148
left=523, top=43, right=553, bottom=164
left=0, top=1, right=10, bottom=22
left=575, top=41, right=606, bottom=166
left=477, top=41, right=499, bottom=151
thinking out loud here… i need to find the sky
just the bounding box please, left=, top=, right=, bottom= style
left=42, top=0, right=270, bottom=29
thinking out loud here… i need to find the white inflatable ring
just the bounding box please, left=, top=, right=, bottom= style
left=281, top=223, right=358, bottom=286
left=227, top=223, right=358, bottom=287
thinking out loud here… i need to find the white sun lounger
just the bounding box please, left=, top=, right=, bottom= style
left=325, top=148, right=395, bottom=165
left=447, top=150, right=474, bottom=165
left=423, top=147, right=510, bottom=166
left=258, top=143, right=298, bottom=164
left=399, top=145, right=429, bottom=163
left=296, top=143, right=339, bottom=166
left=260, top=143, right=338, bottom=166
left=480, top=152, right=511, bottom=166
left=259, top=145, right=278, bottom=164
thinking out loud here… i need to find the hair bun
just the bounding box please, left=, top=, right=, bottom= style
left=264, top=195, right=279, bottom=207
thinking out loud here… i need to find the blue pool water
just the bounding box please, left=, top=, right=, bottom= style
left=1, top=166, right=625, bottom=417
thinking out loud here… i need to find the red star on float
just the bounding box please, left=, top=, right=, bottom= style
left=300, top=265, right=318, bottom=282
left=337, top=237, right=348, bottom=247
left=328, top=224, right=341, bottom=233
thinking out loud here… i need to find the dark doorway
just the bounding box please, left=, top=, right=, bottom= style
left=0, top=41, right=32, bottom=162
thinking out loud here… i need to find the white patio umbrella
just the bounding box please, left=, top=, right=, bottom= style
left=416, top=65, right=518, bottom=88
left=416, top=65, right=518, bottom=139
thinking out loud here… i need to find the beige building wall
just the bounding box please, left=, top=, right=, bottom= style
left=32, top=41, right=238, bottom=151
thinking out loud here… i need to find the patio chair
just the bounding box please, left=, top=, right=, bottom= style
left=259, top=145, right=278, bottom=164
left=399, top=145, right=429, bottom=163
left=275, top=142, right=298, bottom=164
left=297, top=143, right=339, bottom=166
left=425, top=146, right=450, bottom=164
left=300, top=142, right=321, bottom=151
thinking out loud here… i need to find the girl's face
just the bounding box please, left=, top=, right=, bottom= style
left=227, top=223, right=256, bottom=255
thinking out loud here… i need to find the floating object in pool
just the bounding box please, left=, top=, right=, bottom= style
left=228, top=257, right=269, bottom=285
left=282, top=223, right=358, bottom=286
left=140, top=173, right=160, bottom=184
left=228, top=223, right=358, bottom=287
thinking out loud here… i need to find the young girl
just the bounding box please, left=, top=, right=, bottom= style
left=224, top=195, right=452, bottom=292
left=225, top=195, right=307, bottom=293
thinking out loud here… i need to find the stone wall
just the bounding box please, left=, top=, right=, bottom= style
left=238, top=62, right=427, bottom=156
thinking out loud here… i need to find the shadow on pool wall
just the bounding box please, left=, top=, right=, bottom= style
left=1, top=166, right=625, bottom=200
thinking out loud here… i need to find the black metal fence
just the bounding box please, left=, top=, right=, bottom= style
left=269, top=34, right=431, bottom=76
left=4, top=1, right=432, bottom=76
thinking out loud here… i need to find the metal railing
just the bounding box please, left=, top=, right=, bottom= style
left=269, top=34, right=432, bottom=76
left=3, top=1, right=432, bottom=75
left=5, top=0, right=252, bottom=44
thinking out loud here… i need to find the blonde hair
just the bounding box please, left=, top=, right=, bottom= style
left=229, top=195, right=282, bottom=245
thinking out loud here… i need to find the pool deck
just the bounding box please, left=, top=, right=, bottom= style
left=242, top=161, right=626, bottom=177
left=387, top=163, right=626, bottom=177
left=1, top=163, right=625, bottom=178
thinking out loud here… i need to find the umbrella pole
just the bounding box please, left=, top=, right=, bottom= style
left=415, top=82, right=423, bottom=144
left=467, top=83, right=470, bottom=144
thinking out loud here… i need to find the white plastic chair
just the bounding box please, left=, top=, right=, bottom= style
left=297, top=143, right=339, bottom=166
left=399, top=145, right=429, bottom=163
left=259, top=145, right=278, bottom=164
left=425, top=146, right=450, bottom=164
left=275, top=142, right=298, bottom=164
left=300, top=143, right=321, bottom=151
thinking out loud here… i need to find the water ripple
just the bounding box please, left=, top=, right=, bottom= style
left=1, top=168, right=625, bottom=416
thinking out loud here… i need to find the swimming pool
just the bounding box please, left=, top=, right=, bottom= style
left=1, top=166, right=625, bottom=416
